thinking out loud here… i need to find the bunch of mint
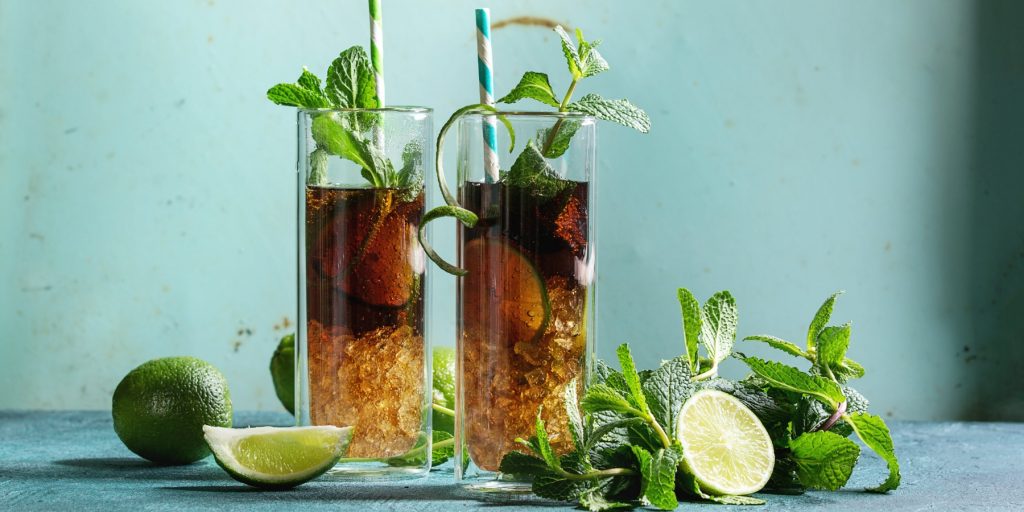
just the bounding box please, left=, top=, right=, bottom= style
left=267, top=47, right=421, bottom=195
left=501, top=290, right=901, bottom=510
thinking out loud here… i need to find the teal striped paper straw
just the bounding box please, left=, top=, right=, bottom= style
left=369, top=0, right=384, bottom=105
left=475, top=8, right=499, bottom=182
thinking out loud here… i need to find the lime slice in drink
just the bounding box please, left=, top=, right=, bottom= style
left=675, top=389, right=774, bottom=496
left=462, top=238, right=550, bottom=344
left=203, top=425, right=352, bottom=489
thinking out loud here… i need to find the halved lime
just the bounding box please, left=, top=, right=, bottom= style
left=203, top=425, right=352, bottom=489
left=676, top=389, right=774, bottom=496
left=462, top=237, right=550, bottom=344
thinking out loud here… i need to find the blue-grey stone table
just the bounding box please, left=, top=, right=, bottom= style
left=1, top=411, right=1022, bottom=511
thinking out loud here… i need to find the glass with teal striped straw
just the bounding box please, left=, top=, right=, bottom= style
left=450, top=111, right=599, bottom=492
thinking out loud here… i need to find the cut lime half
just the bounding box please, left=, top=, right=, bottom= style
left=676, top=389, right=774, bottom=496
left=203, top=425, right=352, bottom=489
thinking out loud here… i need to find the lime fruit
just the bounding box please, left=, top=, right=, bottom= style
left=462, top=238, right=550, bottom=344
left=270, top=334, right=295, bottom=414
left=432, top=346, right=456, bottom=434
left=676, top=389, right=774, bottom=496
left=112, top=356, right=232, bottom=465
left=203, top=425, right=352, bottom=489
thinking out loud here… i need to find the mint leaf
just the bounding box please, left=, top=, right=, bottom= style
left=267, top=83, right=331, bottom=108
left=835, top=357, right=866, bottom=381
left=575, top=29, right=610, bottom=78
left=503, top=141, right=573, bottom=199
left=632, top=446, right=679, bottom=510
left=794, top=396, right=830, bottom=436
left=641, top=356, right=693, bottom=438
left=297, top=68, right=323, bottom=95
left=499, top=451, right=549, bottom=477
left=532, top=408, right=561, bottom=470
left=845, top=412, right=901, bottom=492
left=569, top=93, right=650, bottom=133
left=395, top=140, right=424, bottom=199
left=700, top=291, right=739, bottom=367
left=554, top=25, right=582, bottom=78
left=308, top=147, right=328, bottom=186
left=325, top=46, right=377, bottom=109
left=816, top=324, right=851, bottom=370
left=807, top=291, right=843, bottom=351
left=745, top=334, right=807, bottom=359
left=615, top=344, right=650, bottom=412
left=789, top=431, right=860, bottom=490
left=738, top=356, right=845, bottom=408
left=310, top=114, right=390, bottom=186
left=498, top=71, right=560, bottom=107
left=582, top=383, right=641, bottom=417
left=431, top=430, right=455, bottom=466
left=677, top=288, right=702, bottom=373
left=587, top=416, right=643, bottom=453
left=533, top=470, right=591, bottom=501
left=579, top=487, right=632, bottom=511
left=537, top=119, right=581, bottom=159
left=565, top=381, right=585, bottom=450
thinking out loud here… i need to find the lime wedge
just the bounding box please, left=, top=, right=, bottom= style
left=203, top=425, right=352, bottom=489
left=676, top=389, right=774, bottom=496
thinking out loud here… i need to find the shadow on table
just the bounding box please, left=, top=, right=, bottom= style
left=162, top=481, right=567, bottom=506
left=52, top=457, right=226, bottom=481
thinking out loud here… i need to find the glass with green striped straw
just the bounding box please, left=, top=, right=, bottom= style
left=267, top=0, right=438, bottom=480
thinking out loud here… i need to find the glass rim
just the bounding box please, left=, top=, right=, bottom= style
left=297, top=105, right=432, bottom=114
left=461, top=109, right=595, bottom=120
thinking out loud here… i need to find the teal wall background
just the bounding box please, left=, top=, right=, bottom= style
left=2, top=0, right=1021, bottom=420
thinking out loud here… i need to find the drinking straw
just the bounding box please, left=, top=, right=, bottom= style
left=369, top=0, right=385, bottom=106
left=475, top=8, right=500, bottom=182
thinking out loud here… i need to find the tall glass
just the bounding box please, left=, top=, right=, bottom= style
left=296, top=107, right=433, bottom=478
left=454, top=112, right=597, bottom=490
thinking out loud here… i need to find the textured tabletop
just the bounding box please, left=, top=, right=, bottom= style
left=1, top=411, right=1022, bottom=511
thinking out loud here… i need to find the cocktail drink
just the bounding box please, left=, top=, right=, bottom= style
left=452, top=112, right=597, bottom=485
left=304, top=186, right=425, bottom=458
left=294, top=107, right=433, bottom=477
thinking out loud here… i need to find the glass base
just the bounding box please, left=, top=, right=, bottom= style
left=461, top=479, right=534, bottom=494
left=323, top=460, right=428, bottom=480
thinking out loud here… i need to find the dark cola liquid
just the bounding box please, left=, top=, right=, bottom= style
left=459, top=181, right=589, bottom=471
left=304, top=186, right=425, bottom=458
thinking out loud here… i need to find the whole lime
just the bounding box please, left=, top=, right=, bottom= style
left=432, top=346, right=456, bottom=434
left=112, top=356, right=233, bottom=465
left=270, top=334, right=295, bottom=414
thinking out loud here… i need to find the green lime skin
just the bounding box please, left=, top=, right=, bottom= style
left=432, top=346, right=456, bottom=435
left=112, top=356, right=232, bottom=465
left=270, top=334, right=295, bottom=414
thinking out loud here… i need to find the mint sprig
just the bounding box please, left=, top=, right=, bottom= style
left=498, top=290, right=902, bottom=510
left=267, top=46, right=418, bottom=193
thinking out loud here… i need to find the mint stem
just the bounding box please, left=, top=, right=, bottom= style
left=818, top=400, right=848, bottom=432
left=560, top=466, right=636, bottom=481
left=646, top=412, right=674, bottom=449
left=541, top=77, right=580, bottom=156
left=432, top=403, right=455, bottom=417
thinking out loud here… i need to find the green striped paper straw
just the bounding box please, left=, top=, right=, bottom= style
left=475, top=8, right=499, bottom=182
left=369, top=0, right=384, bottom=105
